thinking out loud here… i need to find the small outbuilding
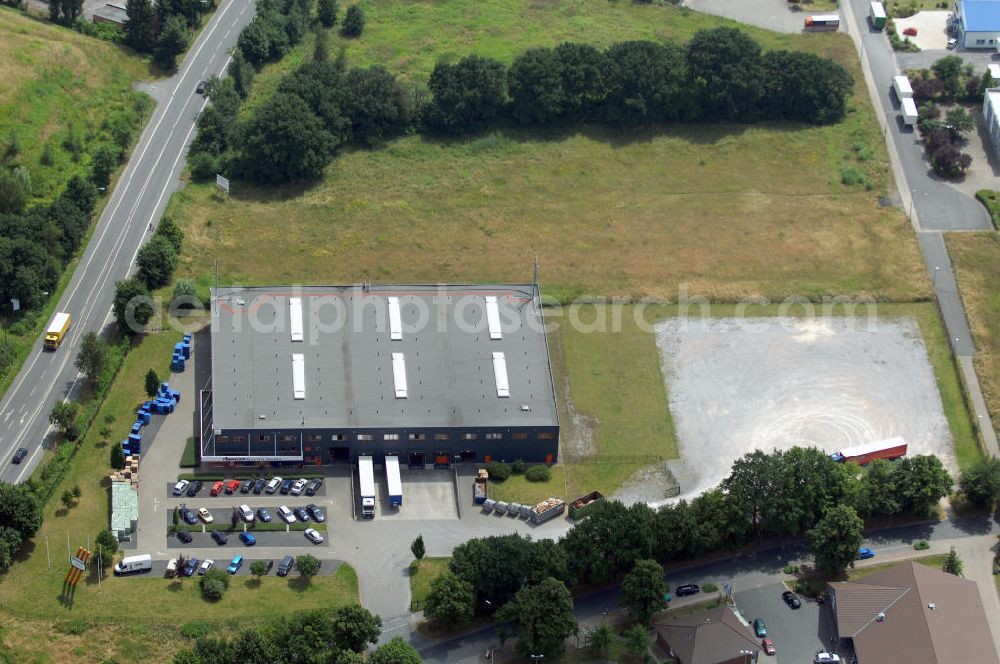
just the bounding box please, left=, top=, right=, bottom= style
left=92, top=2, right=128, bottom=26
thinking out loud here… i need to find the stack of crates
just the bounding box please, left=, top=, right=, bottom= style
left=153, top=382, right=179, bottom=414
left=171, top=334, right=192, bottom=372
left=121, top=430, right=141, bottom=457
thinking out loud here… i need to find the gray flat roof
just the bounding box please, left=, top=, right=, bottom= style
left=210, top=284, right=558, bottom=431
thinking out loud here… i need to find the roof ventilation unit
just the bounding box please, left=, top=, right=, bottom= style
left=485, top=296, right=502, bottom=340
left=289, top=297, right=304, bottom=342
left=388, top=297, right=402, bottom=341
left=492, top=352, right=510, bottom=398
left=392, top=352, right=408, bottom=398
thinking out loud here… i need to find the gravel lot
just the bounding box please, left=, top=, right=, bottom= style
left=657, top=317, right=954, bottom=500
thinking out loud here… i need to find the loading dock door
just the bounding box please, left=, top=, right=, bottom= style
left=329, top=446, right=350, bottom=464
left=408, top=451, right=425, bottom=468
left=433, top=453, right=451, bottom=468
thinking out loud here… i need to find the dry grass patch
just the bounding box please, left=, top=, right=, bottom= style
left=946, top=232, right=1000, bottom=433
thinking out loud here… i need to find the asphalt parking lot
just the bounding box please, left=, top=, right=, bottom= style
left=733, top=582, right=852, bottom=663
left=166, top=478, right=328, bottom=499
left=166, top=528, right=328, bottom=549
left=125, top=557, right=344, bottom=578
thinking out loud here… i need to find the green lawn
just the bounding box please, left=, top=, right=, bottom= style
left=408, top=556, right=451, bottom=611
left=549, top=303, right=978, bottom=500
left=172, top=0, right=927, bottom=304
left=947, top=232, right=1000, bottom=441
left=485, top=466, right=567, bottom=505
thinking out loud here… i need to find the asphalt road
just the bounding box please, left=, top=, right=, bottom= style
left=0, top=0, right=255, bottom=484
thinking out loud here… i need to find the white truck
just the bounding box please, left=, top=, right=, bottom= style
left=901, top=96, right=919, bottom=126
left=385, top=455, right=402, bottom=507
left=358, top=455, right=376, bottom=519
left=114, top=554, right=152, bottom=575
left=892, top=75, right=913, bottom=101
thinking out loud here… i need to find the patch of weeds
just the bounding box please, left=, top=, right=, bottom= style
left=180, top=621, right=212, bottom=639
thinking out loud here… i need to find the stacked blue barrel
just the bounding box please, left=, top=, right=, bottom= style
left=118, top=334, right=189, bottom=460
left=171, top=334, right=192, bottom=371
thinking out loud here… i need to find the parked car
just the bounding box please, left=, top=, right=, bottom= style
left=814, top=653, right=841, bottom=664
left=197, top=507, right=214, bottom=524
left=186, top=480, right=203, bottom=497
left=782, top=591, right=801, bottom=609
left=177, top=530, right=193, bottom=544
left=675, top=584, right=700, bottom=597
left=305, top=478, right=323, bottom=496
left=277, top=506, right=296, bottom=523
left=179, top=505, right=198, bottom=525
left=276, top=555, right=294, bottom=576
left=265, top=477, right=283, bottom=494
left=902, top=26, right=918, bottom=36
left=211, top=530, right=228, bottom=545
left=306, top=504, right=325, bottom=522
left=239, top=532, right=256, bottom=546
left=198, top=559, right=214, bottom=575
left=253, top=478, right=266, bottom=494
left=304, top=528, right=324, bottom=544
left=947, top=37, right=958, bottom=48
left=290, top=479, right=308, bottom=496
left=293, top=507, right=310, bottom=522
left=166, top=558, right=178, bottom=578
left=753, top=618, right=767, bottom=638
left=227, top=555, right=243, bottom=574
left=763, top=638, right=775, bottom=656
left=224, top=479, right=240, bottom=494
left=238, top=504, right=254, bottom=522
left=857, top=547, right=875, bottom=560
left=172, top=480, right=190, bottom=496
left=239, top=479, right=253, bottom=494
left=210, top=481, right=224, bottom=496
left=257, top=507, right=272, bottom=523
left=279, top=479, right=293, bottom=495
left=182, top=558, right=200, bottom=576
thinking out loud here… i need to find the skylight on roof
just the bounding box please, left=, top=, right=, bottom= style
left=492, top=351, right=510, bottom=398
left=485, top=296, right=502, bottom=340
left=289, top=297, right=304, bottom=342
left=292, top=353, right=305, bottom=399
left=388, top=296, right=402, bottom=341
left=392, top=352, right=408, bottom=398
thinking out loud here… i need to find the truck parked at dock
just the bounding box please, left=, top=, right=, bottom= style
left=473, top=468, right=489, bottom=504
left=359, top=455, right=376, bottom=519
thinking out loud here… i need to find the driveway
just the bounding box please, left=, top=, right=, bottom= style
left=894, top=11, right=951, bottom=50
left=684, top=0, right=816, bottom=33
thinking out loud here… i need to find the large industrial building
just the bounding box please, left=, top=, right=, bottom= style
left=198, top=284, right=559, bottom=467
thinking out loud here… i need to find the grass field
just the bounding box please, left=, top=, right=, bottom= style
left=847, top=553, right=949, bottom=580
left=544, top=303, right=977, bottom=501
left=408, top=556, right=451, bottom=611
left=487, top=465, right=568, bottom=504
left=946, top=232, right=1000, bottom=437
left=170, top=0, right=927, bottom=304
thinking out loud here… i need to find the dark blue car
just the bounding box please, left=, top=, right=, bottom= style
left=279, top=479, right=293, bottom=495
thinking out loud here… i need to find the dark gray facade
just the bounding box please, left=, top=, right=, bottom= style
left=200, top=284, right=559, bottom=467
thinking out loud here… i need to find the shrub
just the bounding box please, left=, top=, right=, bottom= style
left=341, top=4, right=364, bottom=37
left=180, top=621, right=212, bottom=639
left=511, top=459, right=527, bottom=475
left=701, top=582, right=719, bottom=593
left=783, top=564, right=800, bottom=574
left=525, top=465, right=551, bottom=482
left=486, top=461, right=511, bottom=482
left=199, top=568, right=230, bottom=600
left=914, top=540, right=930, bottom=550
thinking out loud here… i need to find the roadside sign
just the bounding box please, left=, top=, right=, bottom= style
left=216, top=174, right=230, bottom=194
left=10, top=298, right=19, bottom=312
left=723, top=582, right=732, bottom=597
left=69, top=556, right=86, bottom=571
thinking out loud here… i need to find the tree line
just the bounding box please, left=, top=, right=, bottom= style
left=124, top=0, right=218, bottom=70
left=171, top=605, right=422, bottom=663
left=421, top=447, right=951, bottom=658
left=189, top=25, right=853, bottom=184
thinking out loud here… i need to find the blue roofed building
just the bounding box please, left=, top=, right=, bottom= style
left=955, top=0, right=1000, bottom=48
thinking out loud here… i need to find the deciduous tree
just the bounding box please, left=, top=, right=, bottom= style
left=808, top=504, right=864, bottom=576
left=424, top=571, right=475, bottom=626
left=686, top=27, right=764, bottom=121
left=425, top=55, right=507, bottom=134
left=341, top=3, right=363, bottom=36
left=113, top=278, right=154, bottom=331
left=496, top=577, right=576, bottom=659
left=136, top=235, right=178, bottom=289
left=239, top=94, right=335, bottom=182
left=368, top=637, right=422, bottom=664
left=943, top=546, right=963, bottom=576
left=154, top=15, right=189, bottom=71
left=960, top=457, right=1000, bottom=508
left=294, top=554, right=320, bottom=581
left=49, top=401, right=79, bottom=440
left=75, top=331, right=107, bottom=384
left=331, top=603, right=381, bottom=653
left=318, top=0, right=337, bottom=26
left=621, top=559, right=667, bottom=624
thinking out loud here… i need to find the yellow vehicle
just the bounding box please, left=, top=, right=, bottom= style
left=44, top=312, right=71, bottom=351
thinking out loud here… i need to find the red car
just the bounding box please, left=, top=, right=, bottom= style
left=902, top=26, right=918, bottom=36
left=224, top=479, right=241, bottom=494
left=210, top=481, right=224, bottom=496
left=762, top=638, right=776, bottom=656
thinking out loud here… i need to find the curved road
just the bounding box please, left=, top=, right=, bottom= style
left=0, top=0, right=254, bottom=484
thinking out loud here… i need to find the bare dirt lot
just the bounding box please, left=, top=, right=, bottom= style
left=656, top=316, right=954, bottom=499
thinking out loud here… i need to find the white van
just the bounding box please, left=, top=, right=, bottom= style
left=114, top=554, right=153, bottom=575
left=166, top=558, right=178, bottom=578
